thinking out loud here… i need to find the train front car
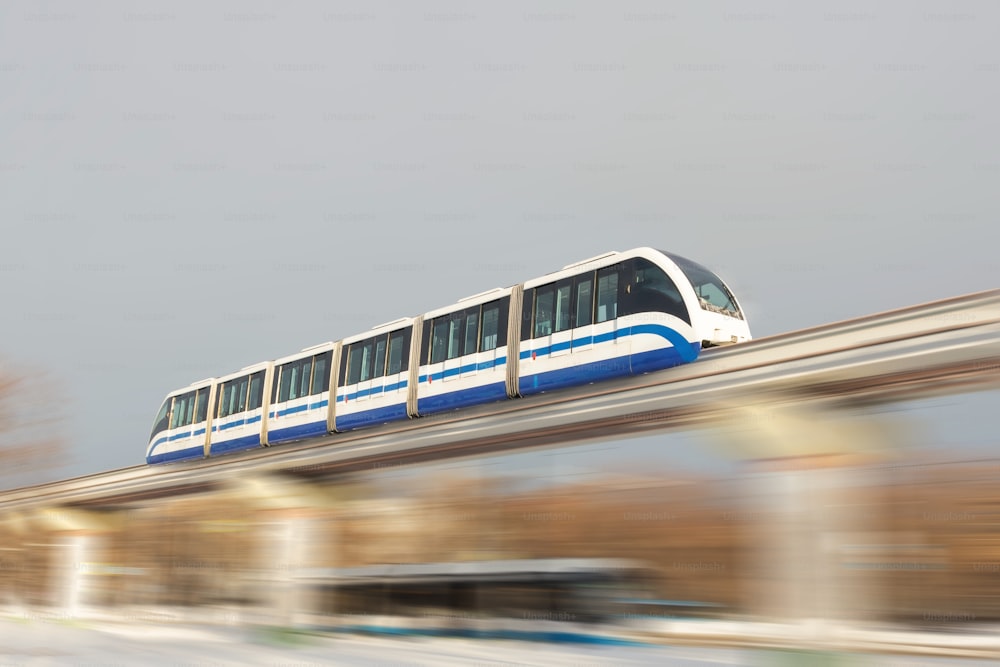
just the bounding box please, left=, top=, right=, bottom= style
left=517, top=248, right=747, bottom=395
left=146, top=381, right=215, bottom=465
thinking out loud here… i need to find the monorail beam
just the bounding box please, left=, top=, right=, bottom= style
left=0, top=290, right=997, bottom=512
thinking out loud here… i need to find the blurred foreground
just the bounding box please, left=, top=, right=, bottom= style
left=5, top=444, right=1000, bottom=660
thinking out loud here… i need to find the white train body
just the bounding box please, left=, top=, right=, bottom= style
left=416, top=289, right=513, bottom=416
left=336, top=319, right=413, bottom=430
left=146, top=248, right=750, bottom=465
left=267, top=342, right=336, bottom=445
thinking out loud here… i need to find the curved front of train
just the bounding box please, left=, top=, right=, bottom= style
left=657, top=249, right=751, bottom=348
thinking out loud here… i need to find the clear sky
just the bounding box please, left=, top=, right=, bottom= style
left=1, top=2, right=997, bottom=485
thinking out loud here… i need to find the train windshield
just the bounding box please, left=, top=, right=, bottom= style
left=149, top=398, right=170, bottom=440
left=662, top=251, right=743, bottom=320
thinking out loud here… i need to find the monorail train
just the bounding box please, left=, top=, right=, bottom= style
left=147, top=248, right=750, bottom=464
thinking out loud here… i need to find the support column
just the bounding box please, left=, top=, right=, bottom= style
left=38, top=507, right=121, bottom=618
left=226, top=474, right=341, bottom=627
left=709, top=402, right=895, bottom=626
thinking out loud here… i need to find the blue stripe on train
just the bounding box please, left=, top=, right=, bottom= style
left=336, top=380, right=408, bottom=403
left=418, top=356, right=507, bottom=384
left=268, top=419, right=329, bottom=444
left=150, top=425, right=204, bottom=450
left=520, top=324, right=697, bottom=363
left=335, top=402, right=408, bottom=431
left=213, top=415, right=262, bottom=433
left=417, top=381, right=508, bottom=415
left=153, top=422, right=205, bottom=456
left=270, top=399, right=328, bottom=418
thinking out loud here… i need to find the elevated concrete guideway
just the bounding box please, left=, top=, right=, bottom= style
left=1, top=288, right=998, bottom=512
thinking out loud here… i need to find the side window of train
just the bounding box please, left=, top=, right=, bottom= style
left=573, top=272, right=594, bottom=328
left=430, top=319, right=449, bottom=364
left=533, top=277, right=592, bottom=337
left=429, top=301, right=509, bottom=358
left=386, top=329, right=409, bottom=375
left=169, top=396, right=181, bottom=428
left=194, top=387, right=210, bottom=423
left=184, top=392, right=196, bottom=425
left=311, top=351, right=332, bottom=394
left=387, top=334, right=404, bottom=374
left=248, top=371, right=265, bottom=411
left=623, top=258, right=690, bottom=324
left=347, top=339, right=374, bottom=384
left=221, top=380, right=236, bottom=417
left=373, top=336, right=388, bottom=379
left=480, top=298, right=508, bottom=351
left=534, top=284, right=554, bottom=337
left=278, top=357, right=311, bottom=402
left=521, top=289, right=534, bottom=341
left=170, top=391, right=195, bottom=429
left=217, top=377, right=249, bottom=417
left=553, top=278, right=572, bottom=333
left=347, top=334, right=405, bottom=382
left=463, top=308, right=479, bottom=355
left=446, top=314, right=462, bottom=360
left=596, top=265, right=619, bottom=323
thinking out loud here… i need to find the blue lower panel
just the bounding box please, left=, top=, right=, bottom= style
left=210, top=433, right=263, bottom=455
left=519, top=344, right=698, bottom=397
left=147, top=445, right=204, bottom=465
left=417, top=381, right=507, bottom=416
left=268, top=419, right=329, bottom=444
left=520, top=355, right=631, bottom=396
left=335, top=402, right=408, bottom=432
left=630, top=342, right=700, bottom=375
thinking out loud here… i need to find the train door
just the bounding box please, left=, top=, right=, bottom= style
left=354, top=339, right=375, bottom=406
left=459, top=308, right=480, bottom=380
left=441, top=313, right=463, bottom=385
left=595, top=263, right=630, bottom=376
left=571, top=272, right=595, bottom=355
left=383, top=328, right=410, bottom=401
left=547, top=278, right=574, bottom=359
left=478, top=298, right=507, bottom=377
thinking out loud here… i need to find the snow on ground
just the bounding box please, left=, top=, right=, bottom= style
left=2, top=615, right=1000, bottom=666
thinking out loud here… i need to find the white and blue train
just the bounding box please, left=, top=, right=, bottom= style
left=146, top=248, right=751, bottom=465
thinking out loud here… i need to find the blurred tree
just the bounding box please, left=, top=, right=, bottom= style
left=0, top=362, right=67, bottom=488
